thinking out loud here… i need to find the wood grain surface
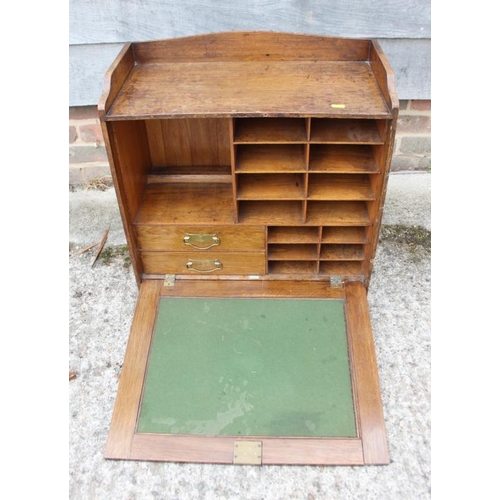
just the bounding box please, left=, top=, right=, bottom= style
left=130, top=434, right=364, bottom=465
left=345, top=281, right=389, bottom=464
left=107, top=60, right=390, bottom=119
left=104, top=280, right=162, bottom=459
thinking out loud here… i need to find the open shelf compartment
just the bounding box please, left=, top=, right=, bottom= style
left=237, top=173, right=306, bottom=200
left=309, top=145, right=380, bottom=173
left=310, top=119, right=385, bottom=144
left=307, top=174, right=375, bottom=200
left=234, top=118, right=308, bottom=143
left=268, top=226, right=320, bottom=244
left=235, top=144, right=307, bottom=173
left=268, top=244, right=319, bottom=261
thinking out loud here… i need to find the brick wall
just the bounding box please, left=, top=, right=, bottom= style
left=69, top=107, right=110, bottom=186
left=68, top=100, right=431, bottom=186
left=392, top=100, right=431, bottom=171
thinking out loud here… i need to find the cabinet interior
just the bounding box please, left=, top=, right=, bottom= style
left=107, top=116, right=391, bottom=282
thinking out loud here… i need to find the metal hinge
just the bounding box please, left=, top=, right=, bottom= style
left=330, top=275, right=344, bottom=288
left=233, top=441, right=262, bottom=465
left=164, top=274, right=176, bottom=287
left=330, top=275, right=368, bottom=287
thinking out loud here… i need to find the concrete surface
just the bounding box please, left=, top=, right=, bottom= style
left=69, top=172, right=431, bottom=499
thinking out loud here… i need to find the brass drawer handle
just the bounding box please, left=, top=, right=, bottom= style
left=183, top=233, right=220, bottom=250
left=186, top=259, right=223, bottom=273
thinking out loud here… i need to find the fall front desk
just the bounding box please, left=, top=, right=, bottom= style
left=97, top=32, right=399, bottom=465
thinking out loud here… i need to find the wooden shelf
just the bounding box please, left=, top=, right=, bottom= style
left=237, top=174, right=305, bottom=200
left=105, top=60, right=392, bottom=120
left=238, top=200, right=304, bottom=225
left=321, top=227, right=368, bottom=244
left=268, top=261, right=318, bottom=275
left=268, top=226, right=319, bottom=244
left=308, top=174, right=375, bottom=200
left=310, top=119, right=384, bottom=144
left=234, top=118, right=307, bottom=143
left=135, top=183, right=235, bottom=225
left=309, top=145, right=379, bottom=173
left=236, top=144, right=307, bottom=172
left=307, top=201, right=371, bottom=226
left=319, top=261, right=364, bottom=275
left=147, top=165, right=232, bottom=183
left=268, top=244, right=319, bottom=261
left=320, top=244, right=365, bottom=261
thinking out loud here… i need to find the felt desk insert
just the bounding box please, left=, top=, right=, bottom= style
left=138, top=297, right=356, bottom=438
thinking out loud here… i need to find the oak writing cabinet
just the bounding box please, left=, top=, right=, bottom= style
left=99, top=32, right=399, bottom=465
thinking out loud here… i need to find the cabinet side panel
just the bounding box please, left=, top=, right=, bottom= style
left=364, top=118, right=398, bottom=285
left=106, top=120, right=152, bottom=283
left=98, top=43, right=135, bottom=118
left=108, top=120, right=151, bottom=220
left=369, top=41, right=399, bottom=113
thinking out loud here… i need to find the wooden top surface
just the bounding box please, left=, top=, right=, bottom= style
left=106, top=60, right=391, bottom=120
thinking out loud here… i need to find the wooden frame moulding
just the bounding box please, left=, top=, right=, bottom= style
left=104, top=279, right=388, bottom=465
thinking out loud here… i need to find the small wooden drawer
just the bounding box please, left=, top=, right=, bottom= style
left=135, top=225, right=265, bottom=252
left=141, top=251, right=266, bottom=275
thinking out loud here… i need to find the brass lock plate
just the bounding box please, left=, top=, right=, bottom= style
left=233, top=441, right=262, bottom=465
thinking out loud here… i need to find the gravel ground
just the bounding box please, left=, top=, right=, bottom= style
left=69, top=173, right=431, bottom=499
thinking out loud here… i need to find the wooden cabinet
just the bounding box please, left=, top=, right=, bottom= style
left=99, top=32, right=398, bottom=465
